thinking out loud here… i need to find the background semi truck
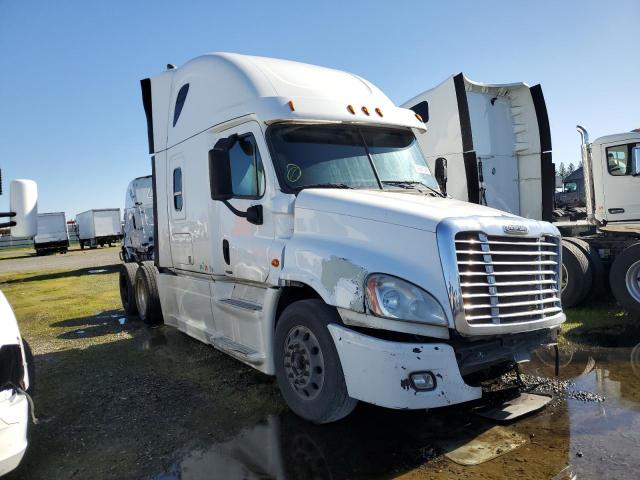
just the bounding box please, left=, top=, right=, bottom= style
left=404, top=75, right=640, bottom=315
left=120, top=53, right=565, bottom=423
left=34, top=212, right=69, bottom=255
left=121, top=175, right=154, bottom=262
left=76, top=208, right=122, bottom=249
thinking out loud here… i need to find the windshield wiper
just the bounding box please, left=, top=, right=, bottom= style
left=381, top=181, right=445, bottom=198
left=299, top=183, right=354, bottom=190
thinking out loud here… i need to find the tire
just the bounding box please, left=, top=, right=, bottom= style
left=561, top=240, right=592, bottom=308
left=22, top=339, right=35, bottom=397
left=274, top=299, right=357, bottom=424
left=609, top=242, right=640, bottom=318
left=134, top=263, right=163, bottom=325
left=119, top=263, right=139, bottom=316
left=564, top=237, right=607, bottom=298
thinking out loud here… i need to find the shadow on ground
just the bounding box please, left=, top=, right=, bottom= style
left=2, top=264, right=120, bottom=285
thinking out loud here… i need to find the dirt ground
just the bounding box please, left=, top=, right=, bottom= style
left=2, top=249, right=640, bottom=479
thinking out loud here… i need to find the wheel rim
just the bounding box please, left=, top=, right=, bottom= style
left=283, top=325, right=325, bottom=400
left=561, top=264, right=568, bottom=292
left=625, top=259, right=640, bottom=303
left=136, top=279, right=148, bottom=318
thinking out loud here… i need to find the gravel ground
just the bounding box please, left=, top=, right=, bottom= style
left=0, top=246, right=120, bottom=273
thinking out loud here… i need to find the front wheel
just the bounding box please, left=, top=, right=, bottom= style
left=274, top=299, right=357, bottom=424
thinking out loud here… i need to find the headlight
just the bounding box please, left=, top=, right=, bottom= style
left=365, top=273, right=448, bottom=326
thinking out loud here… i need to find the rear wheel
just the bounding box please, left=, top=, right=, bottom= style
left=609, top=242, right=640, bottom=318
left=561, top=240, right=592, bottom=308
left=274, top=299, right=357, bottom=424
left=564, top=237, right=606, bottom=298
left=119, top=263, right=139, bottom=315
left=135, top=263, right=163, bottom=325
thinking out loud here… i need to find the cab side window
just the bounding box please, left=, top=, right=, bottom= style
left=606, top=144, right=631, bottom=176
left=173, top=167, right=183, bottom=210
left=228, top=134, right=265, bottom=198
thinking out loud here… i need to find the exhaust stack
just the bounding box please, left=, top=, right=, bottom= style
left=576, top=125, right=598, bottom=226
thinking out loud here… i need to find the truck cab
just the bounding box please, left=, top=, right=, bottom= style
left=128, top=53, right=565, bottom=423
left=122, top=175, right=154, bottom=262
left=586, top=132, right=640, bottom=224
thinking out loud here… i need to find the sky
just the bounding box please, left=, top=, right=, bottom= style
left=1, top=0, right=638, bottom=217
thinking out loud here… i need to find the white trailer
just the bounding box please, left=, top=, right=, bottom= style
left=121, top=175, right=154, bottom=262
left=76, top=208, right=122, bottom=249
left=404, top=76, right=640, bottom=315
left=120, top=53, right=565, bottom=423
left=34, top=212, right=69, bottom=255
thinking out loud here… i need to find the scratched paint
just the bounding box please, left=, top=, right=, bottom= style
left=320, top=255, right=368, bottom=312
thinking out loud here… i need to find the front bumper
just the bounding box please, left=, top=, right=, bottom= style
left=328, top=325, right=481, bottom=409
left=0, top=390, right=29, bottom=476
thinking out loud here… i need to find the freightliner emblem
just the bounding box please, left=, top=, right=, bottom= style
left=503, top=224, right=529, bottom=235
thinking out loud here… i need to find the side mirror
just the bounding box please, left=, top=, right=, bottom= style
left=209, top=136, right=237, bottom=201
left=435, top=157, right=447, bottom=195
left=631, top=146, right=640, bottom=176
left=10, top=179, right=38, bottom=238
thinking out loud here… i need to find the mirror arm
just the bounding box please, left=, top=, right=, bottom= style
left=0, top=221, right=16, bottom=228
left=0, top=211, right=16, bottom=218
left=221, top=201, right=263, bottom=225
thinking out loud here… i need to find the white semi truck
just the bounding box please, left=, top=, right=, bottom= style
left=34, top=212, right=69, bottom=255
left=0, top=175, right=38, bottom=475
left=120, top=53, right=566, bottom=423
left=76, top=208, right=122, bottom=249
left=403, top=74, right=640, bottom=315
left=121, top=175, right=154, bottom=263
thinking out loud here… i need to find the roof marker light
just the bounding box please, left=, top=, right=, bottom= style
left=347, top=104, right=356, bottom=114
left=375, top=108, right=383, bottom=117
left=287, top=100, right=295, bottom=111
left=361, top=106, right=370, bottom=116
left=415, top=112, right=423, bottom=122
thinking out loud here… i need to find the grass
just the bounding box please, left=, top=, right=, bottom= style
left=0, top=262, right=283, bottom=480
left=0, top=266, right=123, bottom=354
left=561, top=299, right=640, bottom=347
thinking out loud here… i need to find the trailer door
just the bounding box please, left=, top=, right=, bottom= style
left=467, top=92, right=521, bottom=215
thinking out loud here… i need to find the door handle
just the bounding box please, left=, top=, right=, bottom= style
left=222, top=239, right=230, bottom=265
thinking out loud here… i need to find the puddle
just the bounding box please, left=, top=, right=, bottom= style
left=118, top=318, right=127, bottom=325
left=150, top=344, right=640, bottom=480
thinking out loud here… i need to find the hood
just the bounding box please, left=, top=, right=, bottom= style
left=295, top=189, right=515, bottom=232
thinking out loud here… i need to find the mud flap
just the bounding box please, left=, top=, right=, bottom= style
left=475, top=392, right=552, bottom=422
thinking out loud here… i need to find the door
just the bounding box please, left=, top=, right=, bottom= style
left=600, top=141, right=640, bottom=222
left=210, top=122, right=274, bottom=283
left=168, top=154, right=194, bottom=266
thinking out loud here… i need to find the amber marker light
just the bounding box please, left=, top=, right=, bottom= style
left=271, top=259, right=280, bottom=267
left=287, top=100, right=295, bottom=111
left=347, top=104, right=356, bottom=114
left=361, top=106, right=370, bottom=116
left=375, top=107, right=383, bottom=117
left=415, top=113, right=423, bottom=122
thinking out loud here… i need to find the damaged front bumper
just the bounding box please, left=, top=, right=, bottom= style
left=328, top=324, right=482, bottom=409
left=0, top=389, right=29, bottom=476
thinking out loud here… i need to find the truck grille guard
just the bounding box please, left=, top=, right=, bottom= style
left=437, top=217, right=563, bottom=336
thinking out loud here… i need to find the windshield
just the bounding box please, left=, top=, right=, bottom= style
left=564, top=182, right=578, bottom=193
left=268, top=124, right=440, bottom=193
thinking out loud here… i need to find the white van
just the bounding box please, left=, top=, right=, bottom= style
left=76, top=208, right=122, bottom=249
left=120, top=53, right=565, bottom=423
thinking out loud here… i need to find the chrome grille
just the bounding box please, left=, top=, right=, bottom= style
left=455, top=232, right=561, bottom=325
